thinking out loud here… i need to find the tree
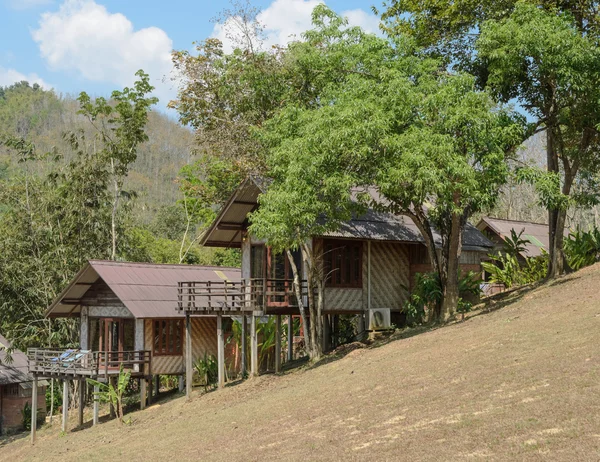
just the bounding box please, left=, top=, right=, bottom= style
left=251, top=7, right=522, bottom=322
left=477, top=3, right=600, bottom=277
left=77, top=70, right=158, bottom=260
left=381, top=0, right=600, bottom=278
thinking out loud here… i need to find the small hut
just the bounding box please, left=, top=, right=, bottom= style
left=0, top=334, right=46, bottom=435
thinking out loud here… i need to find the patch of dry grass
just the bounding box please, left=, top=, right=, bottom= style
left=3, top=265, right=600, bottom=461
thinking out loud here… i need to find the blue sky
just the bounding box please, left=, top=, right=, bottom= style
left=0, top=0, right=382, bottom=111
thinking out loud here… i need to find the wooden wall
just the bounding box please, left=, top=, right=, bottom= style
left=319, top=239, right=411, bottom=313
left=144, top=317, right=218, bottom=375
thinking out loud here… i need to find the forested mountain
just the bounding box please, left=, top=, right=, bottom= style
left=0, top=82, right=194, bottom=219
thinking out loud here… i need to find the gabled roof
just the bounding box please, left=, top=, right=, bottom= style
left=0, top=334, right=32, bottom=386
left=477, top=217, right=551, bottom=258
left=46, top=261, right=241, bottom=319
left=202, top=177, right=494, bottom=251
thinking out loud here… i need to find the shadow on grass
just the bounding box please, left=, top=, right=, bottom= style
left=0, top=430, right=27, bottom=448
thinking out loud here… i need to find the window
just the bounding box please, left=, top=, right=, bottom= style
left=323, top=240, right=362, bottom=288
left=153, top=319, right=183, bottom=356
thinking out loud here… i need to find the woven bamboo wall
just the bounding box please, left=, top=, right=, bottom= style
left=370, top=242, right=410, bottom=310
left=144, top=318, right=218, bottom=375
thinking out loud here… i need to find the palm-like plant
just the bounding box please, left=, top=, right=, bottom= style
left=87, top=365, right=131, bottom=424
left=565, top=227, right=600, bottom=270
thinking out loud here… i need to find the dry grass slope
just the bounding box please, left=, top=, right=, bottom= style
left=3, top=265, right=600, bottom=461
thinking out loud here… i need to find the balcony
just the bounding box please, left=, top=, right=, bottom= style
left=177, top=278, right=308, bottom=314
left=27, top=348, right=152, bottom=380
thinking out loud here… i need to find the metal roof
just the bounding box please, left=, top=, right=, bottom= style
left=46, top=261, right=241, bottom=319
left=203, top=177, right=493, bottom=250
left=477, top=217, right=553, bottom=258
left=0, top=333, right=33, bottom=386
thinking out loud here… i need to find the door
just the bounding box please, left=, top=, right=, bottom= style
left=266, top=248, right=302, bottom=307
left=97, top=318, right=135, bottom=368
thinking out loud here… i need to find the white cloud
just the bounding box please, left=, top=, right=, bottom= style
left=0, top=67, right=50, bottom=88
left=6, top=0, right=53, bottom=10
left=31, top=0, right=175, bottom=105
left=211, top=0, right=381, bottom=53
left=342, top=8, right=381, bottom=35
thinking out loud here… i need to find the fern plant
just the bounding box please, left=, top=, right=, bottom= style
left=564, top=227, right=600, bottom=270
left=87, top=365, right=131, bottom=424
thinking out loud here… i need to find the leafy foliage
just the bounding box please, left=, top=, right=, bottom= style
left=564, top=227, right=600, bottom=271
left=87, top=365, right=132, bottom=424
left=194, top=352, right=218, bottom=391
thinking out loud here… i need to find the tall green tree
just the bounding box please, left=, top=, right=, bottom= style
left=477, top=3, right=600, bottom=277
left=250, top=7, right=522, bottom=325
left=77, top=70, right=158, bottom=260
left=381, top=0, right=600, bottom=278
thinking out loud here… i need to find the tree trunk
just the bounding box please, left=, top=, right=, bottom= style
left=301, top=242, right=323, bottom=361
left=110, top=158, right=120, bottom=261
left=285, top=249, right=311, bottom=355
left=440, top=212, right=463, bottom=321
left=546, top=127, right=559, bottom=277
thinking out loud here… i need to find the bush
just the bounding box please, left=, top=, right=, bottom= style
left=194, top=353, right=218, bottom=391
left=564, top=227, right=600, bottom=270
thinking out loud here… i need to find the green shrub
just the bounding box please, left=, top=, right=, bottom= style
left=564, top=227, right=600, bottom=270
left=21, top=401, right=32, bottom=431
left=194, top=353, right=218, bottom=391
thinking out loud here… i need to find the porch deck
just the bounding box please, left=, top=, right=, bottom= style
left=27, top=348, right=152, bottom=381
left=177, top=278, right=308, bottom=314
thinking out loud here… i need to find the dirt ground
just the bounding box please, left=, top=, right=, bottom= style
left=2, top=265, right=600, bottom=461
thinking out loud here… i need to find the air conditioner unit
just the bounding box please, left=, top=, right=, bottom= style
left=368, top=308, right=391, bottom=331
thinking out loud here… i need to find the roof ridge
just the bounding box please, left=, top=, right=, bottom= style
left=483, top=216, right=548, bottom=226
left=88, top=260, right=241, bottom=270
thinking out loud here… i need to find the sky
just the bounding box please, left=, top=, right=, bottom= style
left=0, top=0, right=383, bottom=112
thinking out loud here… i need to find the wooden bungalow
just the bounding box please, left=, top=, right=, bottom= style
left=0, top=334, right=46, bottom=435
left=27, top=260, right=240, bottom=443
left=177, top=177, right=494, bottom=350
left=476, top=216, right=552, bottom=261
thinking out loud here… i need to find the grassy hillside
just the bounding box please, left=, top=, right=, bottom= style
left=3, top=265, right=600, bottom=461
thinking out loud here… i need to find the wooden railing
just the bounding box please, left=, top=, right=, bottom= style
left=177, top=278, right=309, bottom=313
left=27, top=349, right=152, bottom=379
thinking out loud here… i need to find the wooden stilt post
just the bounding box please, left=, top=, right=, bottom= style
left=241, top=314, right=247, bottom=376
left=140, top=378, right=146, bottom=410
left=185, top=312, right=193, bottom=400
left=287, top=315, right=293, bottom=362
left=93, top=385, right=99, bottom=425
left=62, top=379, right=69, bottom=433
left=217, top=313, right=225, bottom=388
left=275, top=315, right=282, bottom=373
left=30, top=376, right=37, bottom=444
left=250, top=314, right=258, bottom=376
left=155, top=375, right=160, bottom=397
left=78, top=379, right=84, bottom=427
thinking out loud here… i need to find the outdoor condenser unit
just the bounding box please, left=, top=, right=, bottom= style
left=368, top=308, right=391, bottom=331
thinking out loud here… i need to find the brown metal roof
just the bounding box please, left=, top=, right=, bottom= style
left=477, top=217, right=554, bottom=258
left=203, top=177, right=493, bottom=251
left=46, top=261, right=241, bottom=319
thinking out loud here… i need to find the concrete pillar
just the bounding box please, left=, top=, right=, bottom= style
left=178, top=375, right=184, bottom=392
left=140, top=379, right=147, bottom=410
left=322, top=314, right=331, bottom=352
left=287, top=315, right=293, bottom=362
left=185, top=313, right=193, bottom=400
left=250, top=314, right=259, bottom=376
left=217, top=314, right=225, bottom=388
left=78, top=379, right=84, bottom=427
left=62, top=380, right=69, bottom=433
left=241, top=315, right=247, bottom=376
left=93, top=385, right=100, bottom=425
left=30, top=376, right=37, bottom=444
left=275, top=315, right=282, bottom=373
